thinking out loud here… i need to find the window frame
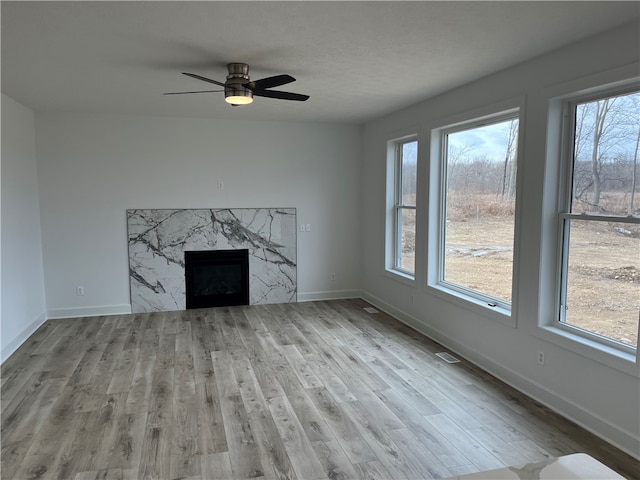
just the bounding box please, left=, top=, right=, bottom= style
left=428, top=106, right=522, bottom=321
left=385, top=134, right=418, bottom=281
left=534, top=66, right=640, bottom=375
left=554, top=86, right=640, bottom=356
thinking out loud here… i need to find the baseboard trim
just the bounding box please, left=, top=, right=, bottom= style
left=1, top=312, right=47, bottom=364
left=297, top=289, right=363, bottom=302
left=47, top=304, right=132, bottom=319
left=360, top=290, right=640, bottom=460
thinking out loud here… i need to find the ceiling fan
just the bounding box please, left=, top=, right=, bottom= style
left=164, top=63, right=309, bottom=106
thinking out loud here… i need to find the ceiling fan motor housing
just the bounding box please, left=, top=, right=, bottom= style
left=225, top=63, right=253, bottom=103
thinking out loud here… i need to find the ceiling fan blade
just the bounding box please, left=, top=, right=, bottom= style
left=182, top=72, right=226, bottom=87
left=163, top=89, right=224, bottom=95
left=245, top=74, right=296, bottom=91
left=253, top=89, right=310, bottom=101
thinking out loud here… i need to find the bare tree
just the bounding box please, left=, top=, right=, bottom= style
left=401, top=141, right=418, bottom=205
left=447, top=143, right=477, bottom=190
left=630, top=125, right=640, bottom=214
left=500, top=120, right=519, bottom=200
left=589, top=98, right=614, bottom=206
left=626, top=94, right=640, bottom=215
left=574, top=96, right=631, bottom=210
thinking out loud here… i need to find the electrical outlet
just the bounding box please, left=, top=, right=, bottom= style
left=330, top=273, right=336, bottom=281
left=537, top=351, right=545, bottom=365
left=76, top=286, right=85, bottom=296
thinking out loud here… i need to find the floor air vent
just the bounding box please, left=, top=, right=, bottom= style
left=436, top=352, right=461, bottom=364
left=363, top=307, right=379, bottom=314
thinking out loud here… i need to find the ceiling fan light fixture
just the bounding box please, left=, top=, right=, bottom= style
left=225, top=91, right=253, bottom=105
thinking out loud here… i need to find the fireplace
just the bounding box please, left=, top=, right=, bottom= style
left=127, top=208, right=296, bottom=312
left=184, top=249, right=249, bottom=309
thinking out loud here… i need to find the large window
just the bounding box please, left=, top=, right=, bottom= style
left=558, top=88, right=639, bottom=351
left=390, top=138, right=417, bottom=276
left=436, top=110, right=520, bottom=310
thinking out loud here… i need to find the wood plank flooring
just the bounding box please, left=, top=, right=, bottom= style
left=1, top=299, right=638, bottom=479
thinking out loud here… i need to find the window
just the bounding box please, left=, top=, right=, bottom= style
left=435, top=110, right=520, bottom=310
left=389, top=138, right=417, bottom=276
left=558, top=88, right=639, bottom=351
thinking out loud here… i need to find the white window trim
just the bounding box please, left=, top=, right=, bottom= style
left=394, top=141, right=417, bottom=276
left=426, top=100, right=524, bottom=327
left=537, top=65, right=640, bottom=376
left=385, top=132, right=418, bottom=284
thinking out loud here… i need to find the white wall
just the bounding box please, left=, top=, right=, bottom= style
left=35, top=114, right=362, bottom=317
left=361, top=23, right=640, bottom=457
left=1, top=94, right=47, bottom=361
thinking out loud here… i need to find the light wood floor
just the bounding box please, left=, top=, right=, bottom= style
left=1, top=299, right=638, bottom=479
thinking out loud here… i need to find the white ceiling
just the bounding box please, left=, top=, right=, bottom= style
left=2, top=1, right=639, bottom=124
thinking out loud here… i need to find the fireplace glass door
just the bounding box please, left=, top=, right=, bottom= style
left=185, top=249, right=249, bottom=309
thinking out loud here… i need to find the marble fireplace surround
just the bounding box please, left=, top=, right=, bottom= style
left=127, top=208, right=296, bottom=313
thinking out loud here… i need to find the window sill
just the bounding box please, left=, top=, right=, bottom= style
left=535, top=323, right=638, bottom=377
left=384, top=268, right=416, bottom=287
left=426, top=284, right=516, bottom=328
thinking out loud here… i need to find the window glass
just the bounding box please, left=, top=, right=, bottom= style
left=562, top=219, right=639, bottom=347
left=441, top=117, right=519, bottom=306
left=571, top=92, right=639, bottom=216
left=560, top=90, right=640, bottom=349
left=396, top=208, right=416, bottom=272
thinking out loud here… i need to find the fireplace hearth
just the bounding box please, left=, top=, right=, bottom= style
left=185, top=249, right=249, bottom=309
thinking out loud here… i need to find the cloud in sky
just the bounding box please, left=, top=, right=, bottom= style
left=448, top=120, right=516, bottom=162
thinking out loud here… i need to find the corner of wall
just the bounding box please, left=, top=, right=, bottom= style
left=0, top=313, right=46, bottom=364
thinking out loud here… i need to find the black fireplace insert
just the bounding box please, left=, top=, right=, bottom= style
left=184, top=249, right=249, bottom=309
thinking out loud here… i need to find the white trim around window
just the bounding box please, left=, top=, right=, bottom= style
left=538, top=65, right=640, bottom=375
left=426, top=99, right=525, bottom=327
left=385, top=133, right=418, bottom=283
